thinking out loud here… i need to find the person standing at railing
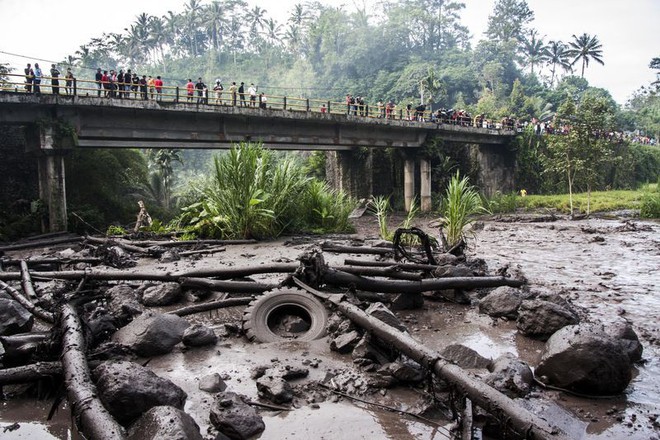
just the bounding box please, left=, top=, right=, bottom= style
left=94, top=68, right=102, bottom=97
left=248, top=83, right=257, bottom=107
left=50, top=64, right=61, bottom=95
left=229, top=82, right=237, bottom=106
left=213, top=80, right=223, bottom=104
left=64, top=68, right=74, bottom=95
left=117, top=70, right=125, bottom=98
left=131, top=73, right=139, bottom=98
left=155, top=76, right=163, bottom=101
left=33, top=63, right=42, bottom=94
left=147, top=75, right=155, bottom=99
left=140, top=75, right=148, bottom=100
left=195, top=78, right=206, bottom=104
left=238, top=82, right=246, bottom=106
left=259, top=92, right=267, bottom=109
left=320, top=103, right=327, bottom=113
left=186, top=79, right=195, bottom=102
left=24, top=64, right=34, bottom=93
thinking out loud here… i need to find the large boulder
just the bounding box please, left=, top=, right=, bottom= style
left=535, top=323, right=633, bottom=395
left=210, top=392, right=265, bottom=440
left=365, top=302, right=407, bottom=332
left=127, top=406, right=203, bottom=440
left=141, top=283, right=183, bottom=307
left=0, top=298, right=34, bottom=335
left=112, top=312, right=189, bottom=356
left=516, top=298, right=579, bottom=340
left=479, top=286, right=524, bottom=319
left=603, top=321, right=643, bottom=362
left=106, top=284, right=144, bottom=325
left=94, top=361, right=187, bottom=425
left=485, top=352, right=534, bottom=398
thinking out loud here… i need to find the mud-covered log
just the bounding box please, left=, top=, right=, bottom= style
left=178, top=246, right=226, bottom=257
left=20, top=261, right=39, bottom=300
left=0, top=263, right=300, bottom=282
left=85, top=236, right=150, bottom=255
left=335, top=265, right=423, bottom=281
left=321, top=243, right=393, bottom=255
left=180, top=277, right=277, bottom=293
left=344, top=259, right=440, bottom=272
left=168, top=297, right=254, bottom=316
left=0, top=257, right=102, bottom=268
left=294, top=280, right=569, bottom=440
left=0, top=361, right=63, bottom=385
left=60, top=302, right=127, bottom=439
left=321, top=268, right=524, bottom=292
left=0, top=235, right=83, bottom=252
left=0, top=280, right=55, bottom=323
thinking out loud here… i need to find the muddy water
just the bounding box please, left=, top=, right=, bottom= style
left=0, top=215, right=658, bottom=439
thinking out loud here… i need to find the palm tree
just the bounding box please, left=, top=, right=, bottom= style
left=568, top=33, right=604, bottom=77
left=264, top=18, right=283, bottom=48
left=545, top=40, right=573, bottom=86
left=521, top=30, right=548, bottom=75
left=147, top=149, right=182, bottom=210
left=288, top=3, right=312, bottom=27
left=246, top=5, right=267, bottom=44
left=204, top=1, right=227, bottom=50
left=184, top=0, right=203, bottom=56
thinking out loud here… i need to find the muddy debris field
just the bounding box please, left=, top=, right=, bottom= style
left=0, top=214, right=658, bottom=440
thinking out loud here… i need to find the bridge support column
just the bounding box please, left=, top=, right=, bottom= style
left=469, top=143, right=515, bottom=197
left=403, top=159, right=415, bottom=212
left=325, top=149, right=373, bottom=200
left=26, top=123, right=74, bottom=232
left=420, top=159, right=432, bottom=212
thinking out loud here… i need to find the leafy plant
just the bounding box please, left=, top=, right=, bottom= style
left=367, top=195, right=419, bottom=241
left=640, top=185, right=660, bottom=218
left=440, top=172, right=488, bottom=250
left=106, top=225, right=127, bottom=236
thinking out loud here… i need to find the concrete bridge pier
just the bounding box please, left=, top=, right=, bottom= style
left=26, top=124, right=73, bottom=232
left=404, top=157, right=432, bottom=213
left=325, top=149, right=374, bottom=201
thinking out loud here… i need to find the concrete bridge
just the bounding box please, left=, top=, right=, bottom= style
left=0, top=92, right=516, bottom=232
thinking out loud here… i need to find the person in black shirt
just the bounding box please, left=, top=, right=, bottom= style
left=50, top=64, right=60, bottom=95
left=195, top=78, right=206, bottom=104
left=238, top=82, right=246, bottom=106
left=95, top=68, right=102, bottom=97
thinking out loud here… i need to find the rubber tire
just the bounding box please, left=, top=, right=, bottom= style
left=242, top=288, right=329, bottom=343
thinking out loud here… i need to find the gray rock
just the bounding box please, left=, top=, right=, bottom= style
left=199, top=373, right=227, bottom=393
left=127, top=406, right=203, bottom=440
left=441, top=344, right=492, bottom=369
left=389, top=292, right=424, bottom=311
left=182, top=324, right=218, bottom=347
left=365, top=302, right=407, bottom=332
left=141, top=282, right=183, bottom=307
left=351, top=334, right=394, bottom=364
left=535, top=323, right=633, bottom=395
left=434, top=264, right=474, bottom=278
left=485, top=352, right=533, bottom=398
left=603, top=321, right=643, bottom=363
left=106, top=284, right=144, bottom=324
left=0, top=298, right=34, bottom=336
left=516, top=298, right=579, bottom=340
left=379, top=360, right=424, bottom=383
left=479, top=286, right=523, bottom=319
left=112, top=312, right=189, bottom=356
left=256, top=374, right=293, bottom=404
left=94, top=361, right=187, bottom=425
left=210, top=392, right=265, bottom=440
left=330, top=330, right=361, bottom=354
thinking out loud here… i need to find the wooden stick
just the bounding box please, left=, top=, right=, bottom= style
left=0, top=280, right=54, bottom=323
left=168, top=297, right=253, bottom=316
left=20, top=261, right=39, bottom=300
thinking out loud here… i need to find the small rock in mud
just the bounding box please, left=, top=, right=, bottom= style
left=199, top=373, right=228, bottom=393
left=478, top=286, right=524, bottom=319
left=183, top=324, right=218, bottom=347
left=0, top=298, right=34, bottom=335
left=379, top=359, right=424, bottom=383
left=365, top=302, right=407, bottom=332
left=112, top=312, right=189, bottom=357
left=105, top=284, right=144, bottom=325
left=330, top=330, right=362, bottom=353
left=209, top=392, right=265, bottom=440
left=516, top=297, right=579, bottom=340
left=434, top=264, right=474, bottom=278
left=127, top=405, right=203, bottom=440
left=441, top=344, right=492, bottom=369
left=485, top=352, right=533, bottom=398
left=256, top=374, right=294, bottom=404
left=140, top=282, right=183, bottom=307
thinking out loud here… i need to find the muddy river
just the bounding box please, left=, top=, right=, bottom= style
left=0, top=214, right=658, bottom=439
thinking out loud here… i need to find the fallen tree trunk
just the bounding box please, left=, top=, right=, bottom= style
left=85, top=236, right=150, bottom=255
left=0, top=280, right=55, bottom=323
left=180, top=277, right=278, bottom=293
left=344, top=259, right=440, bottom=272
left=20, top=261, right=39, bottom=300
left=59, top=302, right=127, bottom=440
left=168, top=297, right=253, bottom=316
left=321, top=243, right=393, bottom=255
left=293, top=279, right=569, bottom=440
left=0, top=263, right=300, bottom=282
left=0, top=361, right=62, bottom=385
left=0, top=236, right=83, bottom=252
left=123, top=238, right=257, bottom=248
left=178, top=246, right=226, bottom=257
left=321, top=268, right=524, bottom=293
left=335, top=265, right=423, bottom=281
left=1, top=257, right=102, bottom=268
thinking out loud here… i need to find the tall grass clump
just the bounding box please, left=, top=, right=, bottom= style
left=174, top=142, right=355, bottom=238
left=367, top=195, right=418, bottom=241
left=640, top=184, right=660, bottom=218
left=486, top=191, right=519, bottom=213
left=300, top=180, right=356, bottom=233
left=440, top=171, right=487, bottom=249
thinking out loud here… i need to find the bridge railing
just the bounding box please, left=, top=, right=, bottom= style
left=1, top=72, right=518, bottom=130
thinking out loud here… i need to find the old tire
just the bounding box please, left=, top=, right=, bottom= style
left=242, top=289, right=329, bottom=343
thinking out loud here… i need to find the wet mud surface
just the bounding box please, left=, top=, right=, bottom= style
left=1, top=214, right=658, bottom=439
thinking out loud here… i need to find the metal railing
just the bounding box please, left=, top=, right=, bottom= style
left=1, top=72, right=518, bottom=130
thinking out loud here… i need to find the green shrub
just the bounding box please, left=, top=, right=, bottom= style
left=640, top=186, right=660, bottom=218
left=440, top=172, right=488, bottom=249
left=486, top=192, right=519, bottom=213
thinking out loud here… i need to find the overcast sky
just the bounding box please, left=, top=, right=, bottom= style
left=0, top=0, right=657, bottom=104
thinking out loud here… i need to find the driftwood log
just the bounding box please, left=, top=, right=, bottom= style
left=168, top=297, right=254, bottom=316
left=59, top=302, right=127, bottom=440
left=293, top=278, right=569, bottom=440
left=334, top=265, right=423, bottom=281
left=20, top=261, right=39, bottom=300
left=0, top=257, right=102, bottom=268
left=0, top=361, right=63, bottom=385
left=180, top=277, right=277, bottom=293
left=321, top=243, right=393, bottom=255
left=344, top=259, right=442, bottom=272
left=0, top=235, right=83, bottom=252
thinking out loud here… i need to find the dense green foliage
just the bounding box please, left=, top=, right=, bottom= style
left=440, top=172, right=487, bottom=248
left=172, top=142, right=355, bottom=238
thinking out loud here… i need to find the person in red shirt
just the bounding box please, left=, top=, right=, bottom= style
left=155, top=76, right=164, bottom=101
left=186, top=79, right=194, bottom=102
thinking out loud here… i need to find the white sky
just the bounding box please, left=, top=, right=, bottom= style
left=0, top=0, right=658, bottom=105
